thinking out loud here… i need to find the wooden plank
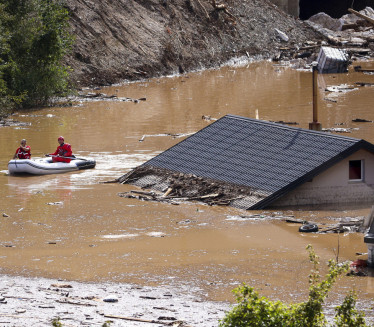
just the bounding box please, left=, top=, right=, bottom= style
left=348, top=8, right=374, bottom=26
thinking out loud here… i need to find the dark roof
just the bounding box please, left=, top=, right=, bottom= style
left=143, top=114, right=374, bottom=209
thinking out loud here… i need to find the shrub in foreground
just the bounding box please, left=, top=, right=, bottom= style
left=219, top=245, right=368, bottom=327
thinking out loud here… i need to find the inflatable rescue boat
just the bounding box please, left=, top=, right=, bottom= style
left=8, top=157, right=96, bottom=175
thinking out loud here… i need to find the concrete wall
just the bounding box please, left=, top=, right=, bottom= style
left=270, top=0, right=299, bottom=17
left=271, top=149, right=374, bottom=207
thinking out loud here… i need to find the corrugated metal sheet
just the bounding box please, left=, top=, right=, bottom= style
left=317, top=46, right=349, bottom=74
left=143, top=115, right=374, bottom=209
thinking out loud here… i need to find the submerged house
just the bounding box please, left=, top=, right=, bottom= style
left=126, top=114, right=374, bottom=209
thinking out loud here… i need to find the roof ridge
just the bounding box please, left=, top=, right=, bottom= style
left=224, top=114, right=361, bottom=143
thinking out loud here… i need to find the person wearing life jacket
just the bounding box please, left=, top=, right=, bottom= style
left=49, top=136, right=73, bottom=163
left=13, top=139, right=31, bottom=159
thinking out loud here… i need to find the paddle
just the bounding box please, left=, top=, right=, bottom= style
left=45, top=154, right=88, bottom=161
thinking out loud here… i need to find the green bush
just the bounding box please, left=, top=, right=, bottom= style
left=219, top=245, right=368, bottom=327
left=335, top=291, right=367, bottom=327
left=0, top=0, right=73, bottom=113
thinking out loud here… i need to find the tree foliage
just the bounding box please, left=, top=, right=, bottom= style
left=0, top=0, right=73, bottom=116
left=219, top=245, right=368, bottom=327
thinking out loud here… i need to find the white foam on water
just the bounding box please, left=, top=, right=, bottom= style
left=101, top=233, right=139, bottom=239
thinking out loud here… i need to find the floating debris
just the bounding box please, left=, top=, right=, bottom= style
left=355, top=82, right=374, bottom=86
left=202, top=115, right=218, bottom=121
left=322, top=127, right=359, bottom=133
left=145, top=232, right=166, bottom=238
left=139, top=132, right=195, bottom=142
left=0, top=119, right=31, bottom=128
left=354, top=65, right=374, bottom=73
left=227, top=214, right=295, bottom=221
left=46, top=202, right=63, bottom=206
left=352, top=118, right=373, bottom=122
left=70, top=92, right=147, bottom=103
left=101, top=234, right=139, bottom=239
left=325, top=84, right=356, bottom=93
left=270, top=120, right=299, bottom=125
left=299, top=223, right=319, bottom=233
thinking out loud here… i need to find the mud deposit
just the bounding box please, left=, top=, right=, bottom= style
left=64, top=0, right=322, bottom=86
left=0, top=276, right=227, bottom=326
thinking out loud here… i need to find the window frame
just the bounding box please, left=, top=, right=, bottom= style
left=349, top=159, right=364, bottom=182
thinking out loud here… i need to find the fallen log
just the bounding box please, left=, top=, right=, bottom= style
left=319, top=226, right=341, bottom=233
left=345, top=47, right=371, bottom=54
left=348, top=8, right=374, bottom=26
left=197, top=193, right=220, bottom=199
left=162, top=188, right=173, bottom=197
left=128, top=194, right=153, bottom=201
left=164, top=193, right=219, bottom=201
left=283, top=218, right=305, bottom=224
left=131, top=190, right=157, bottom=197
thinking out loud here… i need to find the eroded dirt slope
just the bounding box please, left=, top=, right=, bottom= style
left=64, top=0, right=322, bottom=86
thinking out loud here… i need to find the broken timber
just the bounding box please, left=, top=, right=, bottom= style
left=116, top=166, right=261, bottom=208
left=104, top=314, right=184, bottom=325
left=119, top=190, right=226, bottom=206
left=210, top=0, right=237, bottom=24
left=348, top=8, right=374, bottom=26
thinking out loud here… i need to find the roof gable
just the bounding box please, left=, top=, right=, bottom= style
left=143, top=114, right=374, bottom=209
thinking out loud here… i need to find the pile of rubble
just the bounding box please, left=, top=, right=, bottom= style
left=116, top=166, right=266, bottom=209
left=306, top=7, right=374, bottom=59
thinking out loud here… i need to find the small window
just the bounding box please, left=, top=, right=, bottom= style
left=349, top=160, right=363, bottom=181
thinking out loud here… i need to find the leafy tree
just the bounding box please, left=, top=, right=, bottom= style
left=0, top=2, right=13, bottom=116
left=219, top=245, right=368, bottom=327
left=0, top=0, right=73, bottom=112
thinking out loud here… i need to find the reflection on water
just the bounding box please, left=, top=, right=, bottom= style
left=1, top=61, right=374, bottom=312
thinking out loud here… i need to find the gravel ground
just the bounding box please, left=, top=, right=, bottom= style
left=0, top=275, right=229, bottom=327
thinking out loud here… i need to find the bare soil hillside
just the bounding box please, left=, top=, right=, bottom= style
left=64, top=0, right=322, bottom=86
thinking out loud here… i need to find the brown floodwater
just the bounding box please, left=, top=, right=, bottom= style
left=1, top=60, right=374, bottom=309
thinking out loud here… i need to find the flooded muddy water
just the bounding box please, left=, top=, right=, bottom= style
left=1, top=61, right=374, bottom=309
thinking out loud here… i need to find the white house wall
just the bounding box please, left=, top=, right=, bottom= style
left=272, top=149, right=374, bottom=207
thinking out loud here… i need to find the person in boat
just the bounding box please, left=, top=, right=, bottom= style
left=13, top=139, right=31, bottom=159
left=48, top=136, right=73, bottom=163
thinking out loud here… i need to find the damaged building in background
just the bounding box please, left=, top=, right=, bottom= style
left=118, top=115, right=374, bottom=209
left=270, top=0, right=374, bottom=19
